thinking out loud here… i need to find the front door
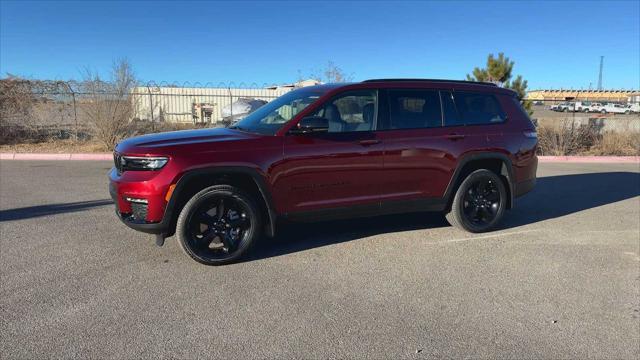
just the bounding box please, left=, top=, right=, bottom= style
left=272, top=90, right=385, bottom=215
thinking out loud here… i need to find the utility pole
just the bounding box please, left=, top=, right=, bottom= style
left=597, top=56, right=604, bottom=90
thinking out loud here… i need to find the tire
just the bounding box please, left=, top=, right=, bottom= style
left=445, top=169, right=507, bottom=233
left=175, top=185, right=262, bottom=265
left=601, top=109, right=607, bottom=114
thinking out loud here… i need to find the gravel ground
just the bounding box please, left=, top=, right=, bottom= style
left=0, top=160, right=638, bottom=359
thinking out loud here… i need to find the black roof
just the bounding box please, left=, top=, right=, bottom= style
left=362, top=78, right=497, bottom=87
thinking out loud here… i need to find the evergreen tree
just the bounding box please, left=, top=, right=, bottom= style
left=466, top=53, right=532, bottom=114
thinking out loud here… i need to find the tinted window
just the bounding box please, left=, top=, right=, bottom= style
left=441, top=91, right=462, bottom=126
left=232, top=87, right=327, bottom=135
left=386, top=90, right=442, bottom=129
left=455, top=92, right=505, bottom=125
left=314, top=91, right=377, bottom=133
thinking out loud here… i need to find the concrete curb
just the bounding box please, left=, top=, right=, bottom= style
left=0, top=153, right=638, bottom=163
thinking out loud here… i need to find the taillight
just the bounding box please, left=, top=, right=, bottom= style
left=523, top=130, right=537, bottom=139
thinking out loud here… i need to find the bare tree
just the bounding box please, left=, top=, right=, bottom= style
left=81, top=59, right=137, bottom=150
left=299, top=61, right=353, bottom=84
left=323, top=61, right=351, bottom=83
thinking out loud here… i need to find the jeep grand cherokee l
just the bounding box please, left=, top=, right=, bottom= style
left=109, top=79, right=538, bottom=265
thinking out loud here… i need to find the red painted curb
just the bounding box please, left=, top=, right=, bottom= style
left=1, top=153, right=112, bottom=161
left=538, top=156, right=639, bottom=163
left=70, top=153, right=112, bottom=161
left=0, top=153, right=638, bottom=163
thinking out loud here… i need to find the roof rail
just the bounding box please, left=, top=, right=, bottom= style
left=362, top=78, right=498, bottom=87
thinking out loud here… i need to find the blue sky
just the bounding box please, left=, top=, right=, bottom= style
left=1, top=0, right=638, bottom=89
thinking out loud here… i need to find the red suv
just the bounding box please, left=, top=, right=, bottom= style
left=109, top=79, right=537, bottom=265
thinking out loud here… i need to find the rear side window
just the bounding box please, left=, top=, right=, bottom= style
left=386, top=90, right=442, bottom=129
left=454, top=92, right=506, bottom=125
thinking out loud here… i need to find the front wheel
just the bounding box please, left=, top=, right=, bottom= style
left=175, top=185, right=262, bottom=265
left=445, top=169, right=507, bottom=233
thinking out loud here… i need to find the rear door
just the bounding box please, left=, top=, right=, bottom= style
left=376, top=89, right=462, bottom=206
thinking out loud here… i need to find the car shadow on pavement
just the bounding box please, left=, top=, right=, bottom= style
left=250, top=171, right=640, bottom=261
left=0, top=199, right=113, bottom=222
left=501, top=171, right=640, bottom=228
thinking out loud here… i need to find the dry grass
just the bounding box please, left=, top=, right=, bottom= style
left=0, top=139, right=107, bottom=153
left=587, top=132, right=640, bottom=156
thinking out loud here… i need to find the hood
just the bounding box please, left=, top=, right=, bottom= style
left=115, top=127, right=261, bottom=153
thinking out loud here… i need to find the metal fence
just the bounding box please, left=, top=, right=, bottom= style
left=2, top=79, right=639, bottom=143
left=526, top=99, right=640, bottom=133
left=0, top=79, right=298, bottom=142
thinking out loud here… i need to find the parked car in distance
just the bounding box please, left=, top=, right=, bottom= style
left=587, top=102, right=604, bottom=113
left=109, top=79, right=538, bottom=265
left=574, top=101, right=592, bottom=112
left=602, top=103, right=628, bottom=114
left=551, top=102, right=571, bottom=112
left=625, top=103, right=639, bottom=114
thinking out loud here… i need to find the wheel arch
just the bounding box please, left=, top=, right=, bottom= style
left=444, top=153, right=515, bottom=210
left=165, top=166, right=277, bottom=238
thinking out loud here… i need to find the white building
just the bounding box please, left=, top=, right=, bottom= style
left=131, top=79, right=321, bottom=124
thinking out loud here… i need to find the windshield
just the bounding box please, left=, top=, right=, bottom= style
left=229, top=87, right=328, bottom=135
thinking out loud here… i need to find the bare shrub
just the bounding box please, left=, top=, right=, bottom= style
left=537, top=120, right=600, bottom=155
left=81, top=59, right=137, bottom=150
left=0, top=77, right=34, bottom=125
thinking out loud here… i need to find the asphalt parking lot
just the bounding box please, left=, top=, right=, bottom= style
left=0, top=160, right=638, bottom=359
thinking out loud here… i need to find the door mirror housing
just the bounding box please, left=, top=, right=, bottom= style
left=290, top=116, right=329, bottom=134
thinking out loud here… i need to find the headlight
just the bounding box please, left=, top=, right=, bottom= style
left=120, top=156, right=169, bottom=171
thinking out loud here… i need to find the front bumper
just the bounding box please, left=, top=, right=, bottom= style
left=109, top=168, right=175, bottom=235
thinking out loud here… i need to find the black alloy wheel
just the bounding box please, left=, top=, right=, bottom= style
left=462, top=177, right=501, bottom=227
left=445, top=169, right=507, bottom=233
left=176, top=185, right=261, bottom=265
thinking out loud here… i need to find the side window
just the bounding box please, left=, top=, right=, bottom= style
left=441, top=91, right=462, bottom=126
left=314, top=91, right=377, bottom=133
left=386, top=90, right=442, bottom=129
left=454, top=92, right=506, bottom=125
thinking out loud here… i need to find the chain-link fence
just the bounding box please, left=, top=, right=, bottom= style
left=0, top=79, right=297, bottom=146
left=2, top=78, right=639, bottom=155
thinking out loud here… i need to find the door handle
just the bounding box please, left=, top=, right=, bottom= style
left=445, top=133, right=465, bottom=141
left=358, top=139, right=381, bottom=146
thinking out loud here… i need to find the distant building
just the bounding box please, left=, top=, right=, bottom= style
left=132, top=79, right=320, bottom=123
left=526, top=89, right=638, bottom=103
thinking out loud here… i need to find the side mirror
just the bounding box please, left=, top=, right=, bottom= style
left=290, top=116, right=329, bottom=134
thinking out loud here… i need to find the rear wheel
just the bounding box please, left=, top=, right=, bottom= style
left=176, top=185, right=261, bottom=265
left=445, top=169, right=507, bottom=233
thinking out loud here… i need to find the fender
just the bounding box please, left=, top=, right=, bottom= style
left=164, top=166, right=278, bottom=238
left=443, top=152, right=515, bottom=209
